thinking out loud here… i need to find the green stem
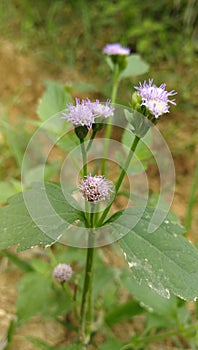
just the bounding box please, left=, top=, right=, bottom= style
left=101, top=64, right=120, bottom=175
left=121, top=323, right=198, bottom=349
left=86, top=130, right=97, bottom=152
left=80, top=139, right=87, bottom=177
left=80, top=210, right=95, bottom=346
left=97, top=135, right=140, bottom=226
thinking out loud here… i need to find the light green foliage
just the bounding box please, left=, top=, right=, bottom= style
left=105, top=299, right=143, bottom=326
left=106, top=54, right=149, bottom=78
left=98, top=339, right=122, bottom=350
left=121, top=54, right=149, bottom=78
left=16, top=272, right=70, bottom=324
left=37, top=81, right=73, bottom=121
left=0, top=181, right=21, bottom=204
left=27, top=336, right=82, bottom=349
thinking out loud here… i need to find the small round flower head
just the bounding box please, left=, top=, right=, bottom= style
left=103, top=43, right=130, bottom=56
left=53, top=263, right=73, bottom=283
left=134, top=79, right=177, bottom=118
left=79, top=175, right=114, bottom=203
left=62, top=98, right=114, bottom=129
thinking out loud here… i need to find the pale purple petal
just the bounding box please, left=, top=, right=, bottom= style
left=103, top=43, right=130, bottom=56
left=134, top=79, right=177, bottom=118
left=62, top=98, right=114, bottom=128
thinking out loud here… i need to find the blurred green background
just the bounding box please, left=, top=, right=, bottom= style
left=0, top=0, right=197, bottom=235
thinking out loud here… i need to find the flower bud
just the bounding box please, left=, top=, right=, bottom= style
left=131, top=91, right=142, bottom=111
left=74, top=125, right=89, bottom=140
left=53, top=263, right=73, bottom=283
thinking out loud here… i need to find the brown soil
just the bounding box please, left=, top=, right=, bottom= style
left=0, top=38, right=198, bottom=349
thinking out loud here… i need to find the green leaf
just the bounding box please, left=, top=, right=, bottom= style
left=122, top=127, right=153, bottom=160
left=120, top=54, right=149, bottom=79
left=0, top=182, right=83, bottom=251
left=72, top=81, right=96, bottom=93
left=59, top=345, right=82, bottom=350
left=105, top=299, right=143, bottom=326
left=16, top=272, right=70, bottom=323
left=26, top=337, right=54, bottom=350
left=118, top=207, right=198, bottom=301
left=27, top=340, right=82, bottom=350
left=120, top=269, right=177, bottom=319
left=1, top=250, right=34, bottom=272
left=98, top=339, right=122, bottom=350
left=92, top=264, right=118, bottom=308
left=0, top=181, right=20, bottom=204
left=37, top=81, right=73, bottom=121
left=57, top=131, right=79, bottom=153
left=22, top=162, right=60, bottom=187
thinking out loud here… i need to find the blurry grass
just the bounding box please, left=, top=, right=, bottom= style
left=0, top=0, right=197, bottom=67
left=0, top=0, right=197, bottom=112
left=0, top=0, right=197, bottom=213
left=185, top=162, right=198, bottom=232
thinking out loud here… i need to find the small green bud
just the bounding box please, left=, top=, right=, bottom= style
left=111, top=55, right=128, bottom=72
left=74, top=125, right=89, bottom=140
left=92, top=118, right=104, bottom=132
left=131, top=91, right=142, bottom=110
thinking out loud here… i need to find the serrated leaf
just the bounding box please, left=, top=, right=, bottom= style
left=121, top=54, right=149, bottom=79
left=121, top=269, right=177, bottom=318
left=0, top=182, right=83, bottom=251
left=117, top=207, right=198, bottom=301
left=37, top=81, right=73, bottom=121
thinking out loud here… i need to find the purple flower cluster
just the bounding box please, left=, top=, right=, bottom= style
left=103, top=43, right=130, bottom=56
left=53, top=263, right=73, bottom=283
left=79, top=175, right=114, bottom=203
left=62, top=98, right=114, bottom=129
left=135, top=79, right=177, bottom=118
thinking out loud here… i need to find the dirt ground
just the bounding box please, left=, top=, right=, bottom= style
left=0, top=38, right=198, bottom=349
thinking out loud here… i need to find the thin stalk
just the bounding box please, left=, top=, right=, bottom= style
left=80, top=210, right=95, bottom=346
left=86, top=130, right=97, bottom=152
left=80, top=139, right=87, bottom=177
left=80, top=138, right=90, bottom=223
left=97, top=135, right=140, bottom=226
left=101, top=64, right=120, bottom=175
left=121, top=323, right=198, bottom=349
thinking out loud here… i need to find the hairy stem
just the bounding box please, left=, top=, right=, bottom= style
left=80, top=210, right=95, bottom=346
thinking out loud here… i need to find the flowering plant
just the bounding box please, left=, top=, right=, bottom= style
left=1, top=44, right=198, bottom=350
